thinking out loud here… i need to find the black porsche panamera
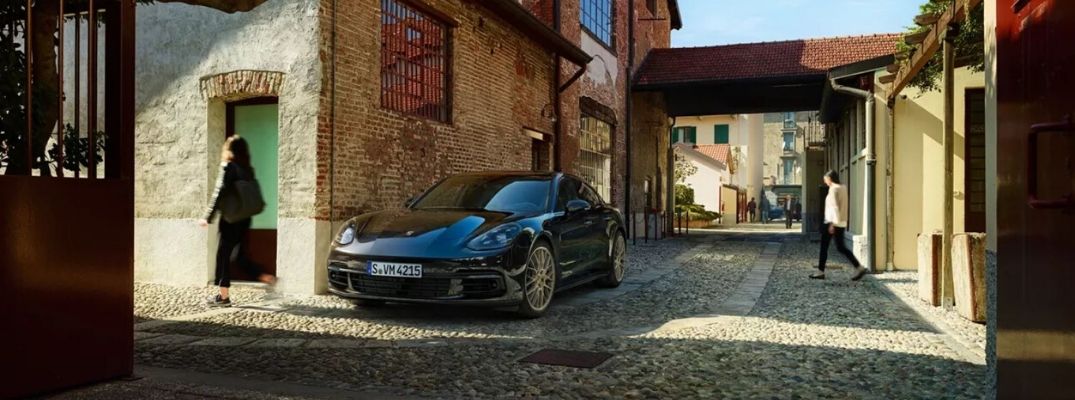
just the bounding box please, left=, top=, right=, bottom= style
left=326, top=171, right=627, bottom=317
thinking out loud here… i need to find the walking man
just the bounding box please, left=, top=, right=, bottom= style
left=747, top=197, right=757, bottom=222
left=784, top=195, right=793, bottom=229
left=811, top=171, right=867, bottom=281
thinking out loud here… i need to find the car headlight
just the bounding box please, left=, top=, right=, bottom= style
left=336, top=224, right=356, bottom=245
left=467, top=223, right=521, bottom=251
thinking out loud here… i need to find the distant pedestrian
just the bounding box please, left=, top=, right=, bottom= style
left=747, top=198, right=757, bottom=222
left=793, top=202, right=802, bottom=222
left=200, top=136, right=276, bottom=306
left=811, top=171, right=867, bottom=281
left=760, top=195, right=769, bottom=224
left=784, top=195, right=793, bottom=229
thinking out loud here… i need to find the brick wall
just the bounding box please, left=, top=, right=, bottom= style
left=318, top=0, right=557, bottom=220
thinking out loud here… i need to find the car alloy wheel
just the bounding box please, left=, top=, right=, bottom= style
left=596, top=233, right=626, bottom=288
left=522, top=245, right=556, bottom=315
left=611, top=235, right=626, bottom=282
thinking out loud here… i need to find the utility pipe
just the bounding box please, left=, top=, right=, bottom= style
left=552, top=0, right=562, bottom=171
left=624, top=0, right=635, bottom=238
left=830, top=78, right=875, bottom=272
left=886, top=99, right=896, bottom=271
left=941, top=32, right=956, bottom=306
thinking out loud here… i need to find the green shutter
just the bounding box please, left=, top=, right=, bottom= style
left=715, top=124, right=730, bottom=144
left=671, top=128, right=680, bottom=143
left=687, top=127, right=697, bottom=144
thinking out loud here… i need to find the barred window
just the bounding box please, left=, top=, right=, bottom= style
left=381, top=0, right=450, bottom=122
left=579, top=115, right=612, bottom=202
left=580, top=0, right=614, bottom=47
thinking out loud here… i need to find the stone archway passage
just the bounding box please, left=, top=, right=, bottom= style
left=200, top=70, right=284, bottom=101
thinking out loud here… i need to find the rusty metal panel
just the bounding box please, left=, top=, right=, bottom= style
left=0, top=0, right=136, bottom=397
left=996, top=0, right=1075, bottom=397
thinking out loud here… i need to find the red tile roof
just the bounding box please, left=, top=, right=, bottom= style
left=695, top=144, right=731, bottom=166
left=635, top=34, right=901, bottom=87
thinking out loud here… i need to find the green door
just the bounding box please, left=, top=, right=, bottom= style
left=231, top=102, right=278, bottom=277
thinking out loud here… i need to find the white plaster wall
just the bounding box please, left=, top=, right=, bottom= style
left=133, top=0, right=323, bottom=291
left=674, top=115, right=740, bottom=145
left=746, top=114, right=765, bottom=197
left=682, top=154, right=726, bottom=213
left=580, top=35, right=619, bottom=86
left=277, top=218, right=331, bottom=294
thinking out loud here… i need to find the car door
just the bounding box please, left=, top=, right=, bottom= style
left=579, top=183, right=612, bottom=271
left=552, top=177, right=590, bottom=277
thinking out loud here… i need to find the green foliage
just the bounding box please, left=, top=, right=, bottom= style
left=674, top=184, right=694, bottom=206
left=674, top=149, right=697, bottom=183
left=47, top=124, right=106, bottom=174
left=898, top=1, right=984, bottom=93
left=0, top=0, right=27, bottom=170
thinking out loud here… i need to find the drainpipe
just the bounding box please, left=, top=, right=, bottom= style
left=552, top=0, right=562, bottom=171
left=886, top=99, right=896, bottom=271
left=624, top=0, right=635, bottom=237
left=830, top=78, right=875, bottom=272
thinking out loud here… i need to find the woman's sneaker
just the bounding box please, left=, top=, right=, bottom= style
left=207, top=294, right=231, bottom=307
left=850, top=266, right=868, bottom=281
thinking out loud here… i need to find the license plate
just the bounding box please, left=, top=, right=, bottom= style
left=367, top=261, right=423, bottom=278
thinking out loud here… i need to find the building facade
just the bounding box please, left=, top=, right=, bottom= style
left=134, top=0, right=678, bottom=293
left=134, top=0, right=595, bottom=293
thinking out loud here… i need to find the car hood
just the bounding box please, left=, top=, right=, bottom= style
left=338, top=208, right=517, bottom=258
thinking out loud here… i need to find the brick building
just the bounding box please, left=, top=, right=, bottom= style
left=136, top=0, right=586, bottom=293
left=523, top=0, right=683, bottom=237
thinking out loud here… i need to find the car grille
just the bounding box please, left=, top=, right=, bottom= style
left=329, top=266, right=505, bottom=300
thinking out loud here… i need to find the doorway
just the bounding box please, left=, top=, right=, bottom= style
left=225, top=98, right=279, bottom=280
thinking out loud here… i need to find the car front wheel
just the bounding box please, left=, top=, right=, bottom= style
left=517, top=242, right=557, bottom=318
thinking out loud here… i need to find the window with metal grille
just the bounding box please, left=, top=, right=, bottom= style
left=580, top=0, right=614, bottom=47
left=579, top=115, right=612, bottom=201
left=380, top=0, right=450, bottom=122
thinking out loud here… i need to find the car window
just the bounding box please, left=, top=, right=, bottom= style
left=413, top=176, right=551, bottom=214
left=579, top=183, right=603, bottom=207
left=555, top=178, right=581, bottom=212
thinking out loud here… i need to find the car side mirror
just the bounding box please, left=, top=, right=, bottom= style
left=566, top=199, right=591, bottom=214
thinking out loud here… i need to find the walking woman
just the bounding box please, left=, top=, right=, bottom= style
left=200, top=136, right=275, bottom=306
left=811, top=171, right=867, bottom=281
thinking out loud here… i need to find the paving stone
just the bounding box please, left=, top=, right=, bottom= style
left=189, top=337, right=257, bottom=347
left=247, top=338, right=308, bottom=348
left=134, top=332, right=164, bottom=341
left=139, top=334, right=201, bottom=346
left=306, top=338, right=368, bottom=349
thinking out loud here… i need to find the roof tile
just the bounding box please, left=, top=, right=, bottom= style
left=635, top=34, right=901, bottom=87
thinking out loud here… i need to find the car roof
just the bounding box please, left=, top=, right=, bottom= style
left=451, top=170, right=561, bottom=180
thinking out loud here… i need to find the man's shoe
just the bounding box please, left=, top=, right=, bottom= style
left=207, top=294, right=231, bottom=307
left=809, top=272, right=826, bottom=280
left=850, top=266, right=868, bottom=281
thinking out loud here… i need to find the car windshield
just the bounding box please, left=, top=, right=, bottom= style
left=412, top=175, right=551, bottom=214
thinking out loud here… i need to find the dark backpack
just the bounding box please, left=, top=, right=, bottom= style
left=220, top=165, right=265, bottom=223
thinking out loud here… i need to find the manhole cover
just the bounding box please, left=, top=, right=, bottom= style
left=519, top=349, right=613, bottom=369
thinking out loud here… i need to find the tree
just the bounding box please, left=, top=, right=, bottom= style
left=673, top=149, right=697, bottom=183
left=898, top=0, right=984, bottom=93
left=1, top=0, right=267, bottom=175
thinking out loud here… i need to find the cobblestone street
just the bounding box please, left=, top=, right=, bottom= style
left=114, top=228, right=987, bottom=399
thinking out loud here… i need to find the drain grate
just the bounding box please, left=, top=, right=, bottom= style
left=519, top=349, right=613, bottom=369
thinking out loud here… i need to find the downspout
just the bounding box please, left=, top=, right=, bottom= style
left=625, top=0, right=635, bottom=236
left=666, top=116, right=677, bottom=237
left=886, top=99, right=896, bottom=271
left=330, top=0, right=338, bottom=223
left=830, top=78, right=875, bottom=272
left=552, top=0, right=563, bottom=171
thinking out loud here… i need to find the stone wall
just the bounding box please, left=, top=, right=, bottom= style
left=319, top=0, right=558, bottom=221
left=134, top=0, right=323, bottom=288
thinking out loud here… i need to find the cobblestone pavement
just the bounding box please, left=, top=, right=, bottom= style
left=127, top=230, right=987, bottom=399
